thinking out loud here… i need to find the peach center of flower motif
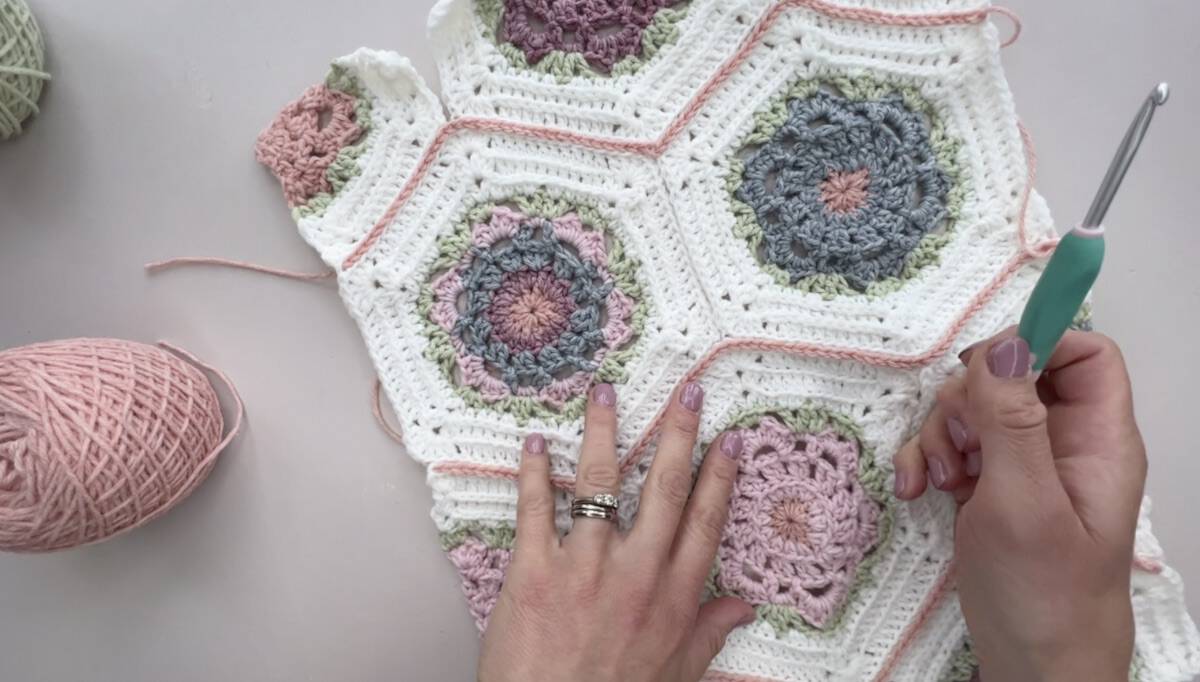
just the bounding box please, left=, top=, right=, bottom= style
left=487, top=269, right=576, bottom=352
left=819, top=168, right=871, bottom=215
left=768, top=498, right=809, bottom=544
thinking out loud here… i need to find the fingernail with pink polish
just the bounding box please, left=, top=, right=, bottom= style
left=947, top=417, right=969, bottom=452
left=720, top=432, right=743, bottom=460
left=987, top=337, right=1031, bottom=379
left=966, top=450, right=982, bottom=477
left=930, top=458, right=948, bottom=488
left=593, top=383, right=616, bottom=407
left=680, top=382, right=704, bottom=413
left=737, top=612, right=758, bottom=628
left=893, top=471, right=908, bottom=498
left=525, top=433, right=545, bottom=455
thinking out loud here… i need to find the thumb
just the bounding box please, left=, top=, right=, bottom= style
left=964, top=334, right=1058, bottom=487
left=680, top=597, right=756, bottom=680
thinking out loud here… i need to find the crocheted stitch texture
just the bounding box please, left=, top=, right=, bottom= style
left=420, top=193, right=647, bottom=422
left=256, top=1, right=1200, bottom=679
left=255, top=65, right=372, bottom=220
left=728, top=76, right=964, bottom=297
left=476, top=0, right=690, bottom=79
left=710, top=405, right=892, bottom=636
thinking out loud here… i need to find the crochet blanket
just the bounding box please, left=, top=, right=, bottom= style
left=255, top=0, right=1200, bottom=679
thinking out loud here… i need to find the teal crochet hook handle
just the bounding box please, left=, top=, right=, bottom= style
left=1017, top=227, right=1105, bottom=371
left=1017, top=82, right=1168, bottom=372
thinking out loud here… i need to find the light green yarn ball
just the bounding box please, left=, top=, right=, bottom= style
left=0, top=0, right=49, bottom=140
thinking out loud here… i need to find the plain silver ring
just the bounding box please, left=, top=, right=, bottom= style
left=570, top=503, right=617, bottom=522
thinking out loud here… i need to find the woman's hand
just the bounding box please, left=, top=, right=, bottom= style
left=893, top=330, right=1146, bottom=682
left=478, top=382, right=754, bottom=682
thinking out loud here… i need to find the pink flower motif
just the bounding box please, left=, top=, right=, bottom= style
left=447, top=537, right=512, bottom=632
left=717, top=416, right=882, bottom=628
left=255, top=84, right=365, bottom=207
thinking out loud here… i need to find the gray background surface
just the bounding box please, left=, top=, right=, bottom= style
left=0, top=1, right=1196, bottom=680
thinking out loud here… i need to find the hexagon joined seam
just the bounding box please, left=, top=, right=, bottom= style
left=343, top=0, right=1029, bottom=270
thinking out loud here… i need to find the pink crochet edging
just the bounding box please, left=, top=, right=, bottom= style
left=341, top=1, right=1021, bottom=270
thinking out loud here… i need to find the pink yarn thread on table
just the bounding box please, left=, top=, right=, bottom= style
left=0, top=338, right=241, bottom=552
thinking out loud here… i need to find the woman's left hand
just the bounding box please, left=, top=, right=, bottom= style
left=477, top=382, right=754, bottom=682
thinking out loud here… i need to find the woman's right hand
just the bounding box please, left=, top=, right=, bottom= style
left=893, top=330, right=1147, bottom=682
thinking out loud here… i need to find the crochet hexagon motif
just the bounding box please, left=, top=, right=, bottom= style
left=712, top=406, right=890, bottom=634
left=256, top=0, right=1199, bottom=679
left=421, top=197, right=645, bottom=421
left=729, top=78, right=963, bottom=295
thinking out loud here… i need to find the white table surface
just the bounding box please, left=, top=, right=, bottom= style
left=1, top=1, right=1197, bottom=680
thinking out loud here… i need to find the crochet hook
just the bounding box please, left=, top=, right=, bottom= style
left=1017, top=82, right=1170, bottom=371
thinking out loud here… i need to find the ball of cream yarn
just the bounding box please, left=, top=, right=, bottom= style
left=0, top=339, right=232, bottom=552
left=0, top=0, right=49, bottom=140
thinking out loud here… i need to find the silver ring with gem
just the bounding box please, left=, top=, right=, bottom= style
left=571, top=493, right=618, bottom=512
left=570, top=493, right=619, bottom=522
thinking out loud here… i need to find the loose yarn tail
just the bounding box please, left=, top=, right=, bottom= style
left=372, top=380, right=405, bottom=446
left=987, top=6, right=1022, bottom=48
left=145, top=257, right=336, bottom=282
left=157, top=341, right=246, bottom=469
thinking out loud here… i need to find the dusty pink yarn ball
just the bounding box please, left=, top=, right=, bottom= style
left=0, top=338, right=230, bottom=552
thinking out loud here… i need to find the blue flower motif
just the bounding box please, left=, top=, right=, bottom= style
left=429, top=207, right=638, bottom=411
left=456, top=219, right=611, bottom=390
left=736, top=89, right=951, bottom=290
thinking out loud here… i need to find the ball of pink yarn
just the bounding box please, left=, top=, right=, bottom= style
left=0, top=338, right=234, bottom=552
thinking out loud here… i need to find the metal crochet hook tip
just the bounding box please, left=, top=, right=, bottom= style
left=1153, top=82, right=1171, bottom=105
left=1083, top=82, right=1171, bottom=227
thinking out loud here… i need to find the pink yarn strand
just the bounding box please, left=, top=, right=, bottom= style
left=157, top=341, right=245, bottom=467
left=145, top=256, right=336, bottom=282
left=988, top=6, right=1023, bottom=48
left=371, top=379, right=404, bottom=446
